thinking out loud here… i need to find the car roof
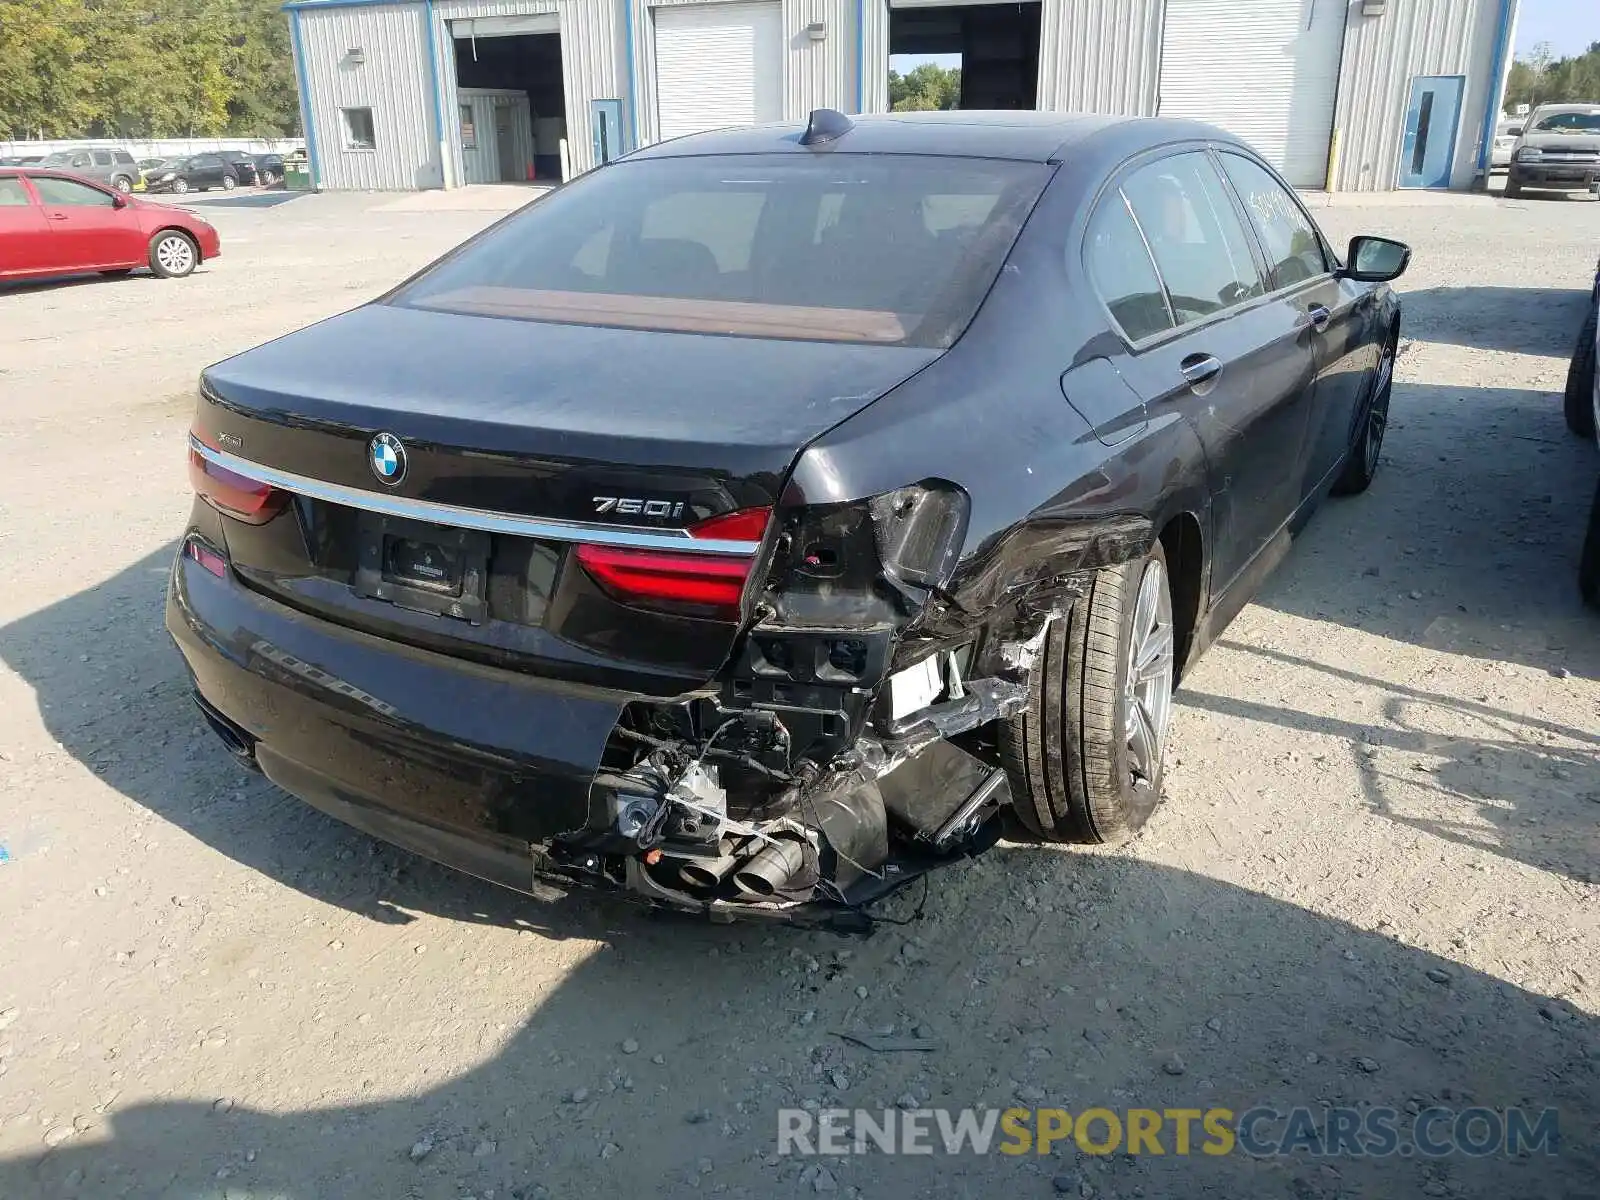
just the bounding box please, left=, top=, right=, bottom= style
left=626, top=110, right=1241, bottom=164
left=1530, top=103, right=1600, bottom=115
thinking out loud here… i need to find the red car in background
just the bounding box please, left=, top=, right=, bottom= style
left=0, top=168, right=221, bottom=282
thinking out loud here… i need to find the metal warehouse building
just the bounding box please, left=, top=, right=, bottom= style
left=287, top=0, right=1518, bottom=192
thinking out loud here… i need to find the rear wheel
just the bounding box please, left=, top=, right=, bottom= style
left=222, top=175, right=236, bottom=191
left=1000, top=542, right=1174, bottom=844
left=149, top=231, right=197, bottom=279
left=1580, top=477, right=1600, bottom=610
left=1333, top=329, right=1396, bottom=496
left=111, top=175, right=133, bottom=194
left=1564, top=305, right=1597, bottom=440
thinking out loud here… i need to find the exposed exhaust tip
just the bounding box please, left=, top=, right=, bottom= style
left=731, top=836, right=808, bottom=898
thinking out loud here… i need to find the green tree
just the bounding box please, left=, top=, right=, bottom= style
left=0, top=0, right=300, bottom=140
left=1505, top=40, right=1600, bottom=111
left=889, top=63, right=962, bottom=112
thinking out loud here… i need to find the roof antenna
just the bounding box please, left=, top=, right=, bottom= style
left=801, top=108, right=854, bottom=147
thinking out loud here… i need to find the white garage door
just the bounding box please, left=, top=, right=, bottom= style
left=1158, top=0, right=1346, bottom=187
left=655, top=1, right=783, bottom=141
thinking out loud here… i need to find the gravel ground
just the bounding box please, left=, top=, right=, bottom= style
left=0, top=186, right=1596, bottom=1200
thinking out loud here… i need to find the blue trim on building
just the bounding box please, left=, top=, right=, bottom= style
left=1475, top=0, right=1516, bottom=174
left=422, top=0, right=450, bottom=186
left=623, top=0, right=639, bottom=149
left=288, top=10, right=323, bottom=188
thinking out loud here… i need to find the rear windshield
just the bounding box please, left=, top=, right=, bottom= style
left=392, top=154, right=1052, bottom=348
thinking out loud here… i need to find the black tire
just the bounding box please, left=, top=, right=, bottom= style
left=1000, top=541, right=1175, bottom=845
left=111, top=175, right=132, bottom=194
left=1564, top=305, right=1597, bottom=440
left=1504, top=177, right=1523, bottom=199
left=148, top=230, right=198, bottom=279
left=1581, top=477, right=1600, bottom=610
left=1333, top=328, right=1397, bottom=495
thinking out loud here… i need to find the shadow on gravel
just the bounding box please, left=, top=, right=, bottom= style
left=1182, top=645, right=1600, bottom=886
left=1, top=552, right=1598, bottom=1198
left=0, top=850, right=1593, bottom=1199
left=144, top=191, right=307, bottom=211
left=1398, top=287, right=1593, bottom=354
left=1256, top=382, right=1600, bottom=679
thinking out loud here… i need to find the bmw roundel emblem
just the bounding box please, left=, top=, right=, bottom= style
left=369, top=432, right=406, bottom=486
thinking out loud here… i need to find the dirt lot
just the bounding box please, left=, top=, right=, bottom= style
left=0, top=186, right=1597, bottom=1200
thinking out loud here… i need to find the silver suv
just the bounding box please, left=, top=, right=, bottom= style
left=37, top=147, right=140, bottom=193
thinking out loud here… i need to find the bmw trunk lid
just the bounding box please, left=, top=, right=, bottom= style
left=191, top=303, right=939, bottom=691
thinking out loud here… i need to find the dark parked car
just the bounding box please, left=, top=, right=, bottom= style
left=224, top=153, right=259, bottom=186
left=144, top=153, right=238, bottom=195
left=1506, top=104, right=1600, bottom=198
left=1565, top=252, right=1600, bottom=439
left=36, top=146, right=140, bottom=193
left=253, top=153, right=286, bottom=186
left=168, top=111, right=1409, bottom=929
left=0, top=168, right=221, bottom=281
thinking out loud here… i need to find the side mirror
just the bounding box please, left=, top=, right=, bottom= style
left=111, top=192, right=129, bottom=208
left=1340, top=235, right=1411, bottom=284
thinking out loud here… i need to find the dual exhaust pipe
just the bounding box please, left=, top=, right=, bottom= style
left=675, top=833, right=810, bottom=898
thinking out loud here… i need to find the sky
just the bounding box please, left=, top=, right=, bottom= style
left=1513, top=0, right=1598, bottom=59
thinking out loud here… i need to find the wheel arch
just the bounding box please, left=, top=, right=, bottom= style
left=1156, top=510, right=1205, bottom=684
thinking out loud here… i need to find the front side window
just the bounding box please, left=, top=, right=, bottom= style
left=343, top=107, right=377, bottom=150
left=1219, top=153, right=1330, bottom=290
left=0, top=178, right=31, bottom=206
left=32, top=177, right=114, bottom=207
left=1120, top=152, right=1263, bottom=327
left=71, top=153, right=91, bottom=168
left=393, top=154, right=1052, bottom=347
left=1085, top=190, right=1174, bottom=343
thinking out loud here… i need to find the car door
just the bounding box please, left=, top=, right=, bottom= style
left=0, top=175, right=52, bottom=276
left=90, top=149, right=115, bottom=185
left=31, top=175, right=143, bottom=271
left=1103, top=150, right=1320, bottom=597
left=199, top=154, right=225, bottom=187
left=1218, top=151, right=1376, bottom=499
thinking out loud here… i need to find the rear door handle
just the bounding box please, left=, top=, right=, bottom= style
left=1306, top=304, right=1332, bottom=332
left=1179, top=354, right=1222, bottom=389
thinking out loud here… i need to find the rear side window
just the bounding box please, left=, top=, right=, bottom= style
left=92, top=150, right=113, bottom=166
left=394, top=154, right=1052, bottom=348
left=114, top=150, right=135, bottom=164
left=1085, top=191, right=1174, bottom=343
left=32, top=177, right=114, bottom=206
left=1121, top=152, right=1263, bottom=326
left=1219, top=153, right=1330, bottom=289
left=0, top=178, right=30, bottom=206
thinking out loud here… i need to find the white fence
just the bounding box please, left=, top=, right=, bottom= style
left=1, top=137, right=305, bottom=159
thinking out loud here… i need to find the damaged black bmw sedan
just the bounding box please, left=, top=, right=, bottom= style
left=168, top=111, right=1409, bottom=930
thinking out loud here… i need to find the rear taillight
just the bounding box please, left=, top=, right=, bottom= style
left=184, top=536, right=227, bottom=578
left=188, top=431, right=287, bottom=525
left=575, top=507, right=770, bottom=620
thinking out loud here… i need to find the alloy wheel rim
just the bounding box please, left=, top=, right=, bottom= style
left=157, top=236, right=193, bottom=274
left=1125, top=558, right=1174, bottom=790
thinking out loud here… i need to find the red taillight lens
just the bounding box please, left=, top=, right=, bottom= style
left=687, top=506, right=770, bottom=544
left=575, top=506, right=771, bottom=619
left=188, top=433, right=287, bottom=525
left=184, top=537, right=227, bottom=578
